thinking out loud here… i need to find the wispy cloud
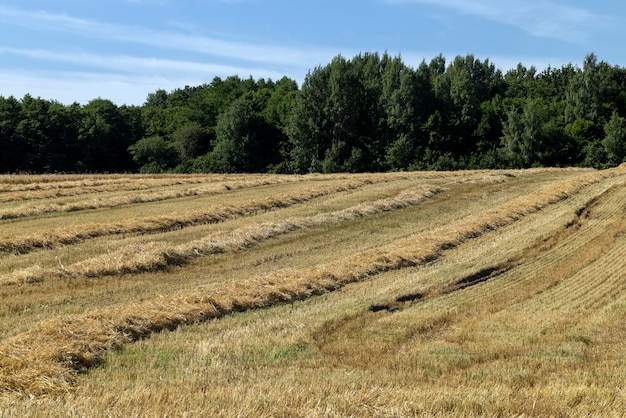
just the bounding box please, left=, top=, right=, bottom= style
left=0, top=47, right=287, bottom=80
left=0, top=5, right=336, bottom=67
left=0, top=69, right=174, bottom=105
left=0, top=46, right=298, bottom=104
left=0, top=4, right=338, bottom=104
left=389, top=0, right=614, bottom=43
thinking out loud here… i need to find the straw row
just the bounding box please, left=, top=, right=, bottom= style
left=1, top=167, right=622, bottom=396
left=0, top=186, right=442, bottom=285
left=0, top=173, right=276, bottom=190
left=0, top=177, right=392, bottom=255
left=0, top=169, right=516, bottom=198
left=0, top=176, right=223, bottom=203
left=0, top=173, right=132, bottom=187
left=0, top=176, right=311, bottom=221
left=0, top=170, right=517, bottom=255
left=0, top=174, right=213, bottom=192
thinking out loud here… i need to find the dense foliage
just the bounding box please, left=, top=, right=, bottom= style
left=1, top=52, right=625, bottom=173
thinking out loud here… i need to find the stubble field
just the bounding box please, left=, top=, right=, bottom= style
left=0, top=166, right=625, bottom=417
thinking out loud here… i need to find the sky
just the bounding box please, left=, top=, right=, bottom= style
left=0, top=0, right=624, bottom=106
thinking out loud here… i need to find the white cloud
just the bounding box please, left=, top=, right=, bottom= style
left=0, top=5, right=336, bottom=67
left=0, top=47, right=287, bottom=79
left=0, top=5, right=332, bottom=104
left=389, top=0, right=614, bottom=43
left=0, top=45, right=301, bottom=105
left=0, top=70, right=171, bottom=105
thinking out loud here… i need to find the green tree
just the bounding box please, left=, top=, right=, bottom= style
left=534, top=64, right=578, bottom=102
left=0, top=96, right=23, bottom=172
left=262, top=77, right=298, bottom=173
left=565, top=118, right=599, bottom=166
left=211, top=97, right=279, bottom=173
left=385, top=134, right=416, bottom=170
left=603, top=112, right=626, bottom=165
left=14, top=95, right=50, bottom=171
left=473, top=95, right=509, bottom=168
left=289, top=53, right=407, bottom=173
left=171, top=122, right=210, bottom=162
left=384, top=59, right=436, bottom=170
left=145, top=89, right=169, bottom=109
left=456, top=56, right=503, bottom=152
left=504, top=64, right=537, bottom=99
left=79, top=99, right=135, bottom=172
left=321, top=55, right=367, bottom=172
left=3, top=96, right=84, bottom=172
left=565, top=53, right=601, bottom=124
left=424, top=55, right=504, bottom=166
left=500, top=98, right=549, bottom=167
left=382, top=56, right=423, bottom=170
left=288, top=64, right=332, bottom=173
left=44, top=101, right=82, bottom=172
left=128, top=135, right=175, bottom=173
left=263, top=77, right=299, bottom=129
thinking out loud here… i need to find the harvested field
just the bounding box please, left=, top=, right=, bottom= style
left=0, top=167, right=625, bottom=417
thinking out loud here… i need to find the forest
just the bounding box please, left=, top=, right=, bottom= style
left=1, top=52, right=625, bottom=174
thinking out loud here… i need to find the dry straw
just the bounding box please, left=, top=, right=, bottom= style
left=0, top=176, right=213, bottom=203
left=1, top=166, right=623, bottom=397
left=0, top=186, right=442, bottom=284
left=0, top=170, right=513, bottom=255
left=0, top=176, right=305, bottom=221
left=0, top=170, right=504, bottom=221
left=0, top=173, right=268, bottom=190
left=0, top=177, right=386, bottom=255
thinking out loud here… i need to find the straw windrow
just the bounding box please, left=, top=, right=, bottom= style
left=0, top=177, right=305, bottom=220
left=0, top=186, right=442, bottom=285
left=1, top=167, right=622, bottom=397
left=0, top=171, right=517, bottom=255
left=0, top=176, right=212, bottom=203
left=0, top=178, right=379, bottom=254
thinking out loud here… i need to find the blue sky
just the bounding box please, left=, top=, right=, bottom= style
left=0, top=0, right=623, bottom=106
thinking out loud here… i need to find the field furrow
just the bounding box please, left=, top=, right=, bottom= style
left=0, top=167, right=621, bottom=397
left=0, top=172, right=544, bottom=331
left=0, top=177, right=395, bottom=255
left=0, top=176, right=318, bottom=220
left=0, top=173, right=284, bottom=192
left=0, top=176, right=213, bottom=202
left=501, top=180, right=626, bottom=314
left=546, top=231, right=626, bottom=312
left=1, top=166, right=625, bottom=417
left=0, top=186, right=443, bottom=285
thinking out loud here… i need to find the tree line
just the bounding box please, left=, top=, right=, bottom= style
left=1, top=52, right=625, bottom=174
